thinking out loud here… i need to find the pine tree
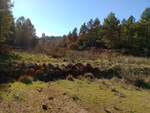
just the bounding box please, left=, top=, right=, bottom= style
left=0, top=0, right=14, bottom=50
left=71, top=27, right=78, bottom=42
left=79, top=23, right=88, bottom=36
left=102, top=12, right=120, bottom=48
left=16, top=16, right=36, bottom=48
left=141, top=8, right=150, bottom=22
left=126, top=15, right=136, bottom=49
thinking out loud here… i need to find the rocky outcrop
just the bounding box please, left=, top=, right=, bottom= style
left=0, top=61, right=121, bottom=83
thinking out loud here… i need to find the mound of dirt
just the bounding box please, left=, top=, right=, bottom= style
left=0, top=62, right=121, bottom=83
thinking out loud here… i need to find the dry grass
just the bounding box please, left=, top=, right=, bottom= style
left=1, top=49, right=150, bottom=112
left=34, top=43, right=67, bottom=58
left=8, top=49, right=150, bottom=88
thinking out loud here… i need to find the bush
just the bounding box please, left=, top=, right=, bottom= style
left=19, top=76, right=33, bottom=84
left=66, top=75, right=74, bottom=81
left=34, top=43, right=66, bottom=58
left=134, top=79, right=150, bottom=89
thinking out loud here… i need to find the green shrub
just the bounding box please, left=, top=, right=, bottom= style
left=66, top=75, right=74, bottom=81
left=134, top=79, right=150, bottom=89
left=19, top=76, right=33, bottom=84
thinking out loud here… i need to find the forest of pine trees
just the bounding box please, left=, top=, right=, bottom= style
left=0, top=0, right=150, bottom=56
left=60, top=8, right=150, bottom=56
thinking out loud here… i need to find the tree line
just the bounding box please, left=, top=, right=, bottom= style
left=0, top=0, right=150, bottom=56
left=60, top=8, right=150, bottom=56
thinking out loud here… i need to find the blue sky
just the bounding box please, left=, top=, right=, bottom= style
left=12, top=0, right=149, bottom=37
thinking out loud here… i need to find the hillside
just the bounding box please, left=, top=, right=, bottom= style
left=0, top=50, right=150, bottom=113
left=0, top=1, right=150, bottom=113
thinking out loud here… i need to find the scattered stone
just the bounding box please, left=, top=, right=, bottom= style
left=37, top=88, right=42, bottom=92
left=111, top=87, right=117, bottom=92
left=7, top=104, right=11, bottom=108
left=114, top=105, right=122, bottom=111
left=42, top=104, right=48, bottom=110
left=48, top=106, right=52, bottom=109
left=135, top=87, right=141, bottom=91
left=48, top=96, right=54, bottom=100
left=48, top=82, right=51, bottom=85
left=120, top=92, right=126, bottom=98
left=99, top=86, right=103, bottom=89
left=104, top=107, right=111, bottom=113
left=72, top=94, right=79, bottom=101
left=114, top=93, right=118, bottom=96
left=14, top=95, right=19, bottom=99
left=102, top=81, right=106, bottom=85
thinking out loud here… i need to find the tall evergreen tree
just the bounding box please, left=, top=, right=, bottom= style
left=0, top=0, right=14, bottom=50
left=79, top=23, right=88, bottom=36
left=93, top=18, right=100, bottom=28
left=126, top=15, right=136, bottom=48
left=120, top=18, right=128, bottom=48
left=87, top=19, right=94, bottom=31
left=102, top=12, right=120, bottom=48
left=71, top=27, right=78, bottom=42
left=141, top=8, right=150, bottom=22
left=16, top=16, right=36, bottom=48
left=6, top=20, right=16, bottom=47
left=140, top=8, right=150, bottom=51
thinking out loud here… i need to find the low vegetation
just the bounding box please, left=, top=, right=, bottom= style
left=0, top=49, right=150, bottom=112
left=0, top=78, right=150, bottom=113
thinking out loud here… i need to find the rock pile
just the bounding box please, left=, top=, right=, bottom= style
left=0, top=62, right=121, bottom=83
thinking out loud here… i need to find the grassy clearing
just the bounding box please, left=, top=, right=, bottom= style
left=0, top=81, right=89, bottom=113
left=5, top=50, right=150, bottom=69
left=52, top=79, right=150, bottom=113
left=0, top=79, right=150, bottom=113
left=10, top=51, right=60, bottom=65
